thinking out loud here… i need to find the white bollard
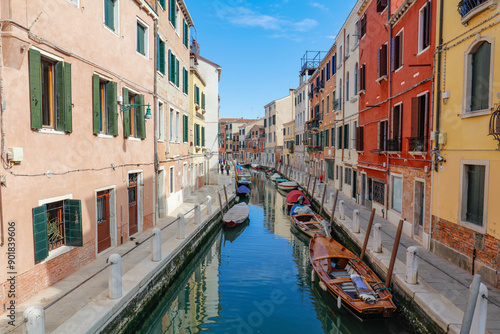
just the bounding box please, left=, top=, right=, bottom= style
left=406, top=246, right=419, bottom=284
left=207, top=196, right=212, bottom=215
left=195, top=203, right=201, bottom=225
left=373, top=223, right=383, bottom=253
left=339, top=200, right=345, bottom=220
left=24, top=306, right=45, bottom=334
left=353, top=210, right=360, bottom=233
left=151, top=228, right=161, bottom=262
left=329, top=192, right=335, bottom=206
left=109, top=254, right=122, bottom=299
left=177, top=213, right=185, bottom=239
left=471, top=283, right=488, bottom=334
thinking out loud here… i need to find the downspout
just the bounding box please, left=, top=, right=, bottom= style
left=342, top=28, right=345, bottom=172
left=0, top=21, right=5, bottom=247
left=153, top=6, right=158, bottom=226
left=386, top=1, right=392, bottom=219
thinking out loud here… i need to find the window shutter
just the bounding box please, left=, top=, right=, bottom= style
left=168, top=49, right=173, bottom=82
left=175, top=58, right=180, bottom=87
left=54, top=62, right=65, bottom=131
left=183, top=114, right=188, bottom=142
left=64, top=199, right=83, bottom=247
left=390, top=37, right=397, bottom=72
left=159, top=39, right=165, bottom=74
left=344, top=124, right=349, bottom=149
left=93, top=74, right=100, bottom=135
left=123, top=88, right=130, bottom=137
left=338, top=126, right=342, bottom=149
left=377, top=122, right=381, bottom=150
left=391, top=106, right=399, bottom=140
left=377, top=49, right=382, bottom=79
left=29, top=49, right=42, bottom=130
left=106, top=81, right=118, bottom=136
left=202, top=93, right=206, bottom=110
left=170, top=0, right=176, bottom=26
left=136, top=94, right=146, bottom=139
left=32, top=205, right=49, bottom=263
left=411, top=97, right=419, bottom=137
left=425, top=2, right=431, bottom=48
left=64, top=63, right=72, bottom=132
left=202, top=126, right=205, bottom=146
left=195, top=123, right=200, bottom=146
left=331, top=127, right=335, bottom=147
left=183, top=68, right=188, bottom=93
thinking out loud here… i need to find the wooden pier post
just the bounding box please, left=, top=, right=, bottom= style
left=360, top=208, right=376, bottom=260
left=218, top=190, right=224, bottom=213
left=320, top=184, right=327, bottom=215
left=223, top=184, right=229, bottom=210
left=311, top=178, right=317, bottom=200
left=306, top=174, right=311, bottom=196
left=329, top=189, right=339, bottom=227
left=385, top=219, right=404, bottom=287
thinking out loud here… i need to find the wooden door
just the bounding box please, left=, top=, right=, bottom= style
left=128, top=176, right=138, bottom=236
left=97, top=191, right=111, bottom=253
left=414, top=181, right=424, bottom=238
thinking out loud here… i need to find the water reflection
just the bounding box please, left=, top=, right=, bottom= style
left=136, top=171, right=409, bottom=334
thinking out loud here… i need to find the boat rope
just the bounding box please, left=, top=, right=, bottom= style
left=375, top=286, right=392, bottom=292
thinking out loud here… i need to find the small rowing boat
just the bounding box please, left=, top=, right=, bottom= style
left=277, top=181, right=298, bottom=191
left=290, top=209, right=326, bottom=238
left=236, top=185, right=250, bottom=197
left=309, top=234, right=397, bottom=320
left=223, top=202, right=250, bottom=227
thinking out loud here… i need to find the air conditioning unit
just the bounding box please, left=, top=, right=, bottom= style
left=8, top=147, right=23, bottom=163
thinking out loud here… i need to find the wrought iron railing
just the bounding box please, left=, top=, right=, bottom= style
left=407, top=136, right=426, bottom=152
left=457, top=0, right=488, bottom=17
left=489, top=105, right=500, bottom=149
left=386, top=138, right=402, bottom=152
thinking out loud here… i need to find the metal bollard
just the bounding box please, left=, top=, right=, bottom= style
left=195, top=203, right=201, bottom=225
left=109, top=254, right=122, bottom=299
left=406, top=246, right=418, bottom=284
left=206, top=195, right=212, bottom=215
left=152, top=228, right=161, bottom=262
left=353, top=210, right=360, bottom=233
left=177, top=213, right=185, bottom=239
left=339, top=200, right=345, bottom=220
left=373, top=223, right=383, bottom=253
left=24, top=306, right=45, bottom=334
left=471, top=283, right=488, bottom=334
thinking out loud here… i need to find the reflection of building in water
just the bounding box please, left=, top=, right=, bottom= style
left=261, top=181, right=293, bottom=239
left=160, top=234, right=222, bottom=333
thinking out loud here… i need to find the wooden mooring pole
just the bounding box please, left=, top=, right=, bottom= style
left=223, top=185, right=229, bottom=210
left=306, top=174, right=311, bottom=196
left=329, top=189, right=339, bottom=227
left=320, top=184, right=327, bottom=215
left=360, top=208, right=376, bottom=260
left=311, top=178, right=317, bottom=200
left=386, top=219, right=404, bottom=287
left=218, top=190, right=224, bottom=213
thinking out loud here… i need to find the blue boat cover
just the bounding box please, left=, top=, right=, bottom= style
left=237, top=185, right=250, bottom=194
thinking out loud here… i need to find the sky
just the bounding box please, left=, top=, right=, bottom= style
left=185, top=0, right=357, bottom=119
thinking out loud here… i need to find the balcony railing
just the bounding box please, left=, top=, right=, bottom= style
left=386, top=138, right=402, bottom=152
left=407, top=137, right=426, bottom=152
left=457, top=0, right=488, bottom=17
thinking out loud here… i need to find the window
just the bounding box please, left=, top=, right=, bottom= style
left=419, top=2, right=431, bottom=52
left=183, top=68, right=188, bottom=94
left=331, top=127, right=335, bottom=147
left=461, top=163, right=488, bottom=227
left=195, top=123, right=200, bottom=146
left=410, top=93, right=429, bottom=151
left=93, top=75, right=118, bottom=136
left=389, top=104, right=402, bottom=151
left=169, top=166, right=174, bottom=193
left=321, top=99, right=325, bottom=116
left=158, top=102, right=165, bottom=140
left=183, top=20, right=189, bottom=48
left=264, top=119, right=267, bottom=127
left=466, top=40, right=492, bottom=113
left=326, top=96, right=330, bottom=114
left=195, top=84, right=200, bottom=105
left=169, top=0, right=177, bottom=28
left=202, top=93, right=206, bottom=110
left=378, top=44, right=388, bottom=78
left=354, top=64, right=359, bottom=95
left=137, top=20, right=148, bottom=56
left=159, top=0, right=166, bottom=10
left=359, top=14, right=367, bottom=38
left=157, top=37, right=165, bottom=74
left=273, top=115, right=276, bottom=125
left=168, top=50, right=180, bottom=86
left=332, top=53, right=337, bottom=75
left=346, top=72, right=350, bottom=100
left=356, top=126, right=364, bottom=151
left=337, top=126, right=343, bottom=149
left=376, top=0, right=388, bottom=12
left=345, top=168, right=352, bottom=185
left=359, top=64, right=366, bottom=92
left=123, top=88, right=145, bottom=138
left=325, top=129, right=329, bottom=147
left=104, top=0, right=118, bottom=32
left=346, top=35, right=350, bottom=55
left=391, top=32, right=403, bottom=71
left=327, top=161, right=335, bottom=180
left=29, top=49, right=72, bottom=132
left=32, top=199, right=83, bottom=263
left=391, top=175, right=402, bottom=213
left=326, top=62, right=331, bottom=81
left=343, top=124, right=349, bottom=149
left=378, top=120, right=388, bottom=151
left=169, top=108, right=174, bottom=141
left=373, top=180, right=385, bottom=204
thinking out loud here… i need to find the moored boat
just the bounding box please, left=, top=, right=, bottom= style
left=223, top=202, right=250, bottom=227
left=286, top=190, right=310, bottom=211
left=251, top=163, right=261, bottom=170
left=290, top=210, right=326, bottom=238
left=309, top=234, right=397, bottom=320
left=277, top=181, right=298, bottom=191
left=236, top=185, right=250, bottom=197
left=269, top=173, right=281, bottom=180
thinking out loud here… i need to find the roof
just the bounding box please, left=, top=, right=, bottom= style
left=198, top=56, right=222, bottom=69
left=219, top=118, right=256, bottom=123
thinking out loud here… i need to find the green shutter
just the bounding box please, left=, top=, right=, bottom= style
left=136, top=94, right=146, bottom=139
left=64, top=199, right=83, bottom=247
left=160, top=0, right=166, bottom=9
left=183, top=20, right=188, bottom=47
left=195, top=123, right=200, bottom=146
left=202, top=93, right=205, bottom=110
left=183, top=114, right=188, bottom=142
left=137, top=23, right=145, bottom=55
left=54, top=62, right=65, bottom=131
left=159, top=39, right=165, bottom=74
left=202, top=126, right=205, bottom=147
left=104, top=0, right=114, bottom=30
left=331, top=128, right=335, bottom=147
left=29, top=49, right=42, bottom=130
left=32, top=205, right=48, bottom=263
left=175, top=58, right=179, bottom=87
left=92, top=74, right=100, bottom=135
left=183, top=68, right=188, bottom=94
left=170, top=0, right=176, bottom=27
left=168, top=50, right=173, bottom=83
left=106, top=81, right=118, bottom=136
left=64, top=63, right=72, bottom=132
left=194, top=85, right=198, bottom=104
left=123, top=88, right=130, bottom=137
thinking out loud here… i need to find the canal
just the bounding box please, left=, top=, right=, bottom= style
left=135, top=172, right=410, bottom=334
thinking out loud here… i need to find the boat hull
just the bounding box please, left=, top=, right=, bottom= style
left=291, top=212, right=325, bottom=238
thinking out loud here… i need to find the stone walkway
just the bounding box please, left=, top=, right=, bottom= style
left=0, top=171, right=235, bottom=334
left=295, top=172, right=500, bottom=334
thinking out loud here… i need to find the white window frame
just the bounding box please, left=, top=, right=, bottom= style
left=394, top=28, right=404, bottom=73
left=458, top=159, right=489, bottom=233
left=103, top=0, right=120, bottom=35
left=136, top=17, right=149, bottom=58
left=176, top=111, right=180, bottom=142
left=169, top=108, right=174, bottom=142
left=390, top=173, right=403, bottom=214
left=418, top=2, right=431, bottom=55
left=169, top=166, right=175, bottom=194
left=158, top=100, right=165, bottom=141
left=462, top=35, right=495, bottom=117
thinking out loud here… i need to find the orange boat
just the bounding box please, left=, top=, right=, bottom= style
left=309, top=234, right=396, bottom=320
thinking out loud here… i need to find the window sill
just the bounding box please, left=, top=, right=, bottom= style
left=376, top=75, right=388, bottom=84
left=97, top=134, right=114, bottom=139
left=127, top=137, right=142, bottom=141
left=417, top=45, right=430, bottom=57
left=461, top=109, right=492, bottom=118
left=461, top=0, right=498, bottom=25
left=38, top=129, right=66, bottom=135
left=41, top=245, right=74, bottom=264
left=103, top=24, right=119, bottom=37
left=458, top=219, right=487, bottom=234
left=136, top=51, right=148, bottom=59
left=358, top=89, right=365, bottom=95
left=157, top=70, right=165, bottom=77
left=409, top=151, right=427, bottom=157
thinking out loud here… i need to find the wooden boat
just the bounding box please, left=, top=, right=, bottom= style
left=309, top=234, right=397, bottom=320
left=223, top=202, right=250, bottom=227
left=286, top=190, right=310, bottom=211
left=236, top=173, right=252, bottom=187
left=251, top=163, right=261, bottom=170
left=236, top=185, right=250, bottom=197
left=269, top=173, right=281, bottom=180
left=290, top=210, right=326, bottom=238
left=277, top=181, right=298, bottom=191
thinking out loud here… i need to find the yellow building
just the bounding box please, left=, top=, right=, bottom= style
left=433, top=0, right=500, bottom=287
left=283, top=120, right=295, bottom=167
left=190, top=50, right=207, bottom=191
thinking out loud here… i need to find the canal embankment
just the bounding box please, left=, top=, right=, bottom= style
left=0, top=173, right=237, bottom=334
left=279, top=169, right=500, bottom=334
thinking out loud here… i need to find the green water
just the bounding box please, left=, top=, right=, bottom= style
left=136, top=172, right=411, bottom=334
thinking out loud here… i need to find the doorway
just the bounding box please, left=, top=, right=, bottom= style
left=366, top=178, right=373, bottom=210
left=361, top=174, right=366, bottom=206
left=128, top=173, right=138, bottom=236
left=158, top=169, right=166, bottom=218
left=414, top=181, right=425, bottom=238
left=352, top=170, right=357, bottom=200
left=97, top=190, right=111, bottom=253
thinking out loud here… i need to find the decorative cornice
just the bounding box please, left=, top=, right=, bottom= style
left=388, top=0, right=416, bottom=26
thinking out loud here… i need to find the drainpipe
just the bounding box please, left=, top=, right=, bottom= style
left=0, top=185, right=4, bottom=247
left=153, top=7, right=158, bottom=226
left=386, top=1, right=392, bottom=219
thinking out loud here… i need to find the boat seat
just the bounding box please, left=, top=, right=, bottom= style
left=329, top=270, right=350, bottom=279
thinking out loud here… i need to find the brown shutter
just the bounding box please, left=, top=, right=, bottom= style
left=425, top=2, right=431, bottom=47
left=423, top=93, right=429, bottom=151
left=377, top=49, right=381, bottom=79
left=411, top=97, right=420, bottom=137
left=391, top=106, right=399, bottom=140
left=390, top=37, right=397, bottom=72
left=381, top=44, right=388, bottom=76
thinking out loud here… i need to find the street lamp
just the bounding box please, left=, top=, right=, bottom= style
left=121, top=103, right=152, bottom=119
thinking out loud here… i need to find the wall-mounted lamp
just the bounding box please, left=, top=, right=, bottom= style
left=442, top=91, right=450, bottom=104
left=121, top=103, right=152, bottom=119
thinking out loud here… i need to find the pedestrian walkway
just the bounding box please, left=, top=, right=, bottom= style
left=0, top=172, right=235, bottom=334
left=293, top=172, right=500, bottom=334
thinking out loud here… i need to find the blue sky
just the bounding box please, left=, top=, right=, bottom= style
left=185, top=0, right=357, bottom=119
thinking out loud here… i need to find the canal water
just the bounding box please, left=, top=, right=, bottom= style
left=135, top=172, right=411, bottom=334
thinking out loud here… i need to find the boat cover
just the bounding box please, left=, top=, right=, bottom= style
left=223, top=202, right=250, bottom=223
left=286, top=190, right=310, bottom=204
left=351, top=274, right=377, bottom=304
left=270, top=173, right=281, bottom=180
left=275, top=178, right=288, bottom=183
left=237, top=185, right=250, bottom=194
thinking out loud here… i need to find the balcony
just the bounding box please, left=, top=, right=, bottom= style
left=407, top=137, right=426, bottom=153
left=458, top=0, right=497, bottom=24
left=305, top=119, right=320, bottom=131
left=386, top=138, right=402, bottom=152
